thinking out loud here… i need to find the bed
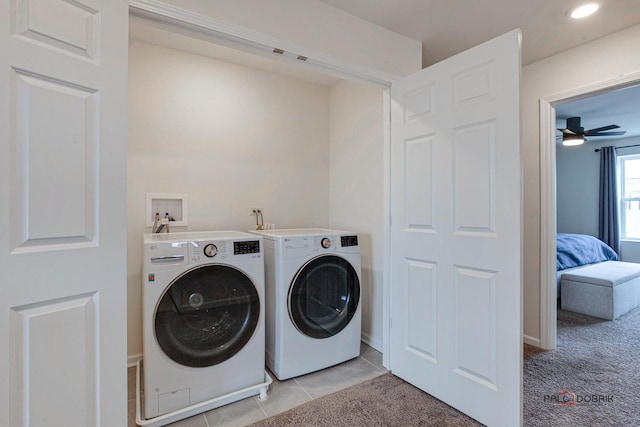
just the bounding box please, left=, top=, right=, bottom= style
left=556, top=233, right=619, bottom=293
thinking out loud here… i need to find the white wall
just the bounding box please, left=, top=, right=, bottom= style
left=557, top=136, right=640, bottom=263
left=328, top=80, right=384, bottom=350
left=127, top=40, right=332, bottom=359
left=157, top=0, right=422, bottom=77
left=555, top=141, right=599, bottom=235
left=522, top=24, right=640, bottom=344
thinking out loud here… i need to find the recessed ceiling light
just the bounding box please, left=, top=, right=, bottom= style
left=570, top=3, right=599, bottom=19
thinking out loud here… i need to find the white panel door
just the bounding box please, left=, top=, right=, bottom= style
left=390, top=30, right=522, bottom=427
left=0, top=1, right=129, bottom=426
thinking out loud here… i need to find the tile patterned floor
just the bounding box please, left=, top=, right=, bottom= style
left=128, top=343, right=386, bottom=427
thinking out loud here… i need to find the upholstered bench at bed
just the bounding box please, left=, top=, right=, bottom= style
left=561, top=261, right=640, bottom=320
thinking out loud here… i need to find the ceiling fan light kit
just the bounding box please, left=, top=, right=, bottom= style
left=558, top=116, right=626, bottom=146
left=562, top=135, right=585, bottom=146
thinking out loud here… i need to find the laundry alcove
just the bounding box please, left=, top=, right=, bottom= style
left=126, top=12, right=388, bottom=369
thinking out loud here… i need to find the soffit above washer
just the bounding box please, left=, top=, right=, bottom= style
left=129, top=15, right=342, bottom=87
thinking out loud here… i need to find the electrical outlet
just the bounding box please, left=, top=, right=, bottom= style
left=249, top=206, right=263, bottom=216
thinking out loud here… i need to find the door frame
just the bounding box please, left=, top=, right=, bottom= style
left=539, top=71, right=640, bottom=349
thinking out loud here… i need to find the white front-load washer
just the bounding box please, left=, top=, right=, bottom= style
left=250, top=228, right=361, bottom=380
left=142, top=231, right=265, bottom=420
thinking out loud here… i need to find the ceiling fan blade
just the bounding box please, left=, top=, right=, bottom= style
left=585, top=131, right=627, bottom=136
left=558, top=128, right=577, bottom=135
left=585, top=124, right=620, bottom=133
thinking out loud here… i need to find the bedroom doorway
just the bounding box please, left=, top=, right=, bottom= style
left=540, top=73, right=640, bottom=349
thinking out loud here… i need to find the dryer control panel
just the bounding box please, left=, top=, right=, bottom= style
left=263, top=229, right=360, bottom=259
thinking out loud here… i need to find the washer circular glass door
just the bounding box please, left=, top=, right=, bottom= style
left=288, top=255, right=360, bottom=339
left=154, top=264, right=260, bottom=368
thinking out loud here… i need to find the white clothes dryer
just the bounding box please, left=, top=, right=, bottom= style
left=251, top=228, right=361, bottom=380
left=142, top=231, right=265, bottom=420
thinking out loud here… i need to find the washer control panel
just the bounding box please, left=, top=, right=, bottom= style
left=204, top=244, right=218, bottom=257
left=190, top=240, right=228, bottom=262
left=340, top=235, right=358, bottom=247
left=234, top=240, right=261, bottom=255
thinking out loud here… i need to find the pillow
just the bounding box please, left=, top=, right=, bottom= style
left=556, top=233, right=619, bottom=270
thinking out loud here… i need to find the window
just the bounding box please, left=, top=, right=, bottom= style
left=618, top=154, right=640, bottom=240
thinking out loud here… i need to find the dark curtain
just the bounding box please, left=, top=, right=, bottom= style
left=598, top=146, right=620, bottom=254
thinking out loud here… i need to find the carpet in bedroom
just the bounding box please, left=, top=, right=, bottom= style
left=523, top=307, right=640, bottom=426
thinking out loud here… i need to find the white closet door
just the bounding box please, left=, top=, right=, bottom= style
left=0, top=1, right=129, bottom=425
left=390, top=30, right=522, bottom=427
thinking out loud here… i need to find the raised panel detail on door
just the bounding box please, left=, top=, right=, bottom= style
left=10, top=69, right=98, bottom=253
left=404, top=84, right=435, bottom=122
left=453, top=121, right=495, bottom=235
left=405, top=135, right=436, bottom=231
left=453, top=61, right=494, bottom=108
left=406, top=259, right=437, bottom=362
left=11, top=0, right=99, bottom=60
left=10, top=293, right=98, bottom=426
left=453, top=266, right=497, bottom=389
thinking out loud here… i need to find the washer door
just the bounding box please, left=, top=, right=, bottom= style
left=154, top=264, right=260, bottom=368
left=288, top=254, right=360, bottom=339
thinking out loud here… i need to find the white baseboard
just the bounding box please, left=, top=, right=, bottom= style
left=523, top=334, right=541, bottom=348
left=361, top=332, right=383, bottom=352
left=128, top=353, right=143, bottom=368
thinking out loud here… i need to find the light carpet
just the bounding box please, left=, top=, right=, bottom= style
left=250, top=307, right=640, bottom=426
left=249, top=371, right=482, bottom=427
left=523, top=308, right=640, bottom=426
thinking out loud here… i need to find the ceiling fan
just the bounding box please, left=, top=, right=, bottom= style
left=557, top=116, right=626, bottom=146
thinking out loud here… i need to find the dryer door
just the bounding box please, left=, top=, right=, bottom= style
left=288, top=255, right=360, bottom=339
left=154, top=264, right=260, bottom=368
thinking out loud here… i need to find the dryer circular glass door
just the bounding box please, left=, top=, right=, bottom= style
left=154, top=264, right=260, bottom=368
left=288, top=254, right=360, bottom=339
